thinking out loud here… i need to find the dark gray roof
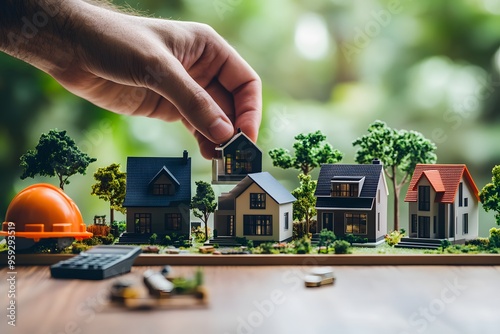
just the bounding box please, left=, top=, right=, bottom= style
left=230, top=172, right=295, bottom=204
left=315, top=164, right=384, bottom=198
left=123, top=156, right=191, bottom=207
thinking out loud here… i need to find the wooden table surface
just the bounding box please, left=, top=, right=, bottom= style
left=1, top=265, right=500, bottom=334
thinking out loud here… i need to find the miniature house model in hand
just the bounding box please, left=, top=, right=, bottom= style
left=122, top=151, right=191, bottom=237
left=314, top=160, right=389, bottom=245
left=403, top=164, right=479, bottom=243
left=212, top=129, right=262, bottom=184
left=213, top=172, right=296, bottom=243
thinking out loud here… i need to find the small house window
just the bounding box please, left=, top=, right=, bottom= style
left=463, top=213, right=469, bottom=234
left=284, top=212, right=289, bottom=230
left=153, top=183, right=173, bottom=195
left=331, top=183, right=359, bottom=197
left=250, top=193, right=266, bottom=209
left=165, top=213, right=182, bottom=231
left=458, top=182, right=463, bottom=207
left=418, top=186, right=430, bottom=211
left=345, top=213, right=367, bottom=235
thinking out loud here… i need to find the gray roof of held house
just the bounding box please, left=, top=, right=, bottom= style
left=315, top=164, right=385, bottom=210
left=229, top=172, right=296, bottom=204
left=123, top=154, right=191, bottom=207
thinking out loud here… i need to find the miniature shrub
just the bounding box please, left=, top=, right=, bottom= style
left=489, top=227, right=500, bottom=249
left=342, top=234, right=368, bottom=245
left=385, top=230, right=404, bottom=246
left=319, top=229, right=336, bottom=247
left=235, top=236, right=248, bottom=246
left=83, top=236, right=102, bottom=246
left=72, top=243, right=90, bottom=254
left=163, top=235, right=172, bottom=246
left=465, top=238, right=490, bottom=249
left=333, top=240, right=351, bottom=254
left=246, top=240, right=254, bottom=249
left=111, top=221, right=127, bottom=236
left=294, top=236, right=312, bottom=254
left=149, top=233, right=158, bottom=245
left=440, top=239, right=451, bottom=252
left=101, top=234, right=115, bottom=245
left=191, top=226, right=206, bottom=243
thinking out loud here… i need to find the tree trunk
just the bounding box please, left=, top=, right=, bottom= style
left=393, top=184, right=400, bottom=232
left=391, top=165, right=400, bottom=232
left=110, top=207, right=114, bottom=225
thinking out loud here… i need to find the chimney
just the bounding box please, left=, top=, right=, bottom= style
left=372, top=158, right=381, bottom=165
left=183, top=150, right=188, bottom=164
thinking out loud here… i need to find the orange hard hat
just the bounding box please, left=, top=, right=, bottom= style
left=1, top=183, right=92, bottom=241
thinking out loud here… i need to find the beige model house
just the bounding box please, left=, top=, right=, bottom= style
left=404, top=164, right=479, bottom=243
left=214, top=172, right=295, bottom=243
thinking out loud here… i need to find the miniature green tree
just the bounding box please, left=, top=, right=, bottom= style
left=91, top=163, right=127, bottom=224
left=479, top=165, right=500, bottom=225
left=291, top=173, right=317, bottom=234
left=190, top=181, right=217, bottom=242
left=20, top=129, right=97, bottom=190
left=352, top=120, right=437, bottom=231
left=269, top=130, right=343, bottom=175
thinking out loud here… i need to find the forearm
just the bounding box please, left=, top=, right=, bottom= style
left=0, top=0, right=121, bottom=74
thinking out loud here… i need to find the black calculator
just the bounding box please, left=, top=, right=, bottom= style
left=50, top=245, right=142, bottom=280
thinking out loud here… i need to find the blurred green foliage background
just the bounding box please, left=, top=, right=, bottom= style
left=1, top=0, right=500, bottom=236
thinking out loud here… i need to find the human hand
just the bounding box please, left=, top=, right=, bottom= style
left=1, top=1, right=262, bottom=159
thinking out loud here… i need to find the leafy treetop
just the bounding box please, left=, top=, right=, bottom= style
left=352, top=120, right=437, bottom=231
left=91, top=163, right=127, bottom=224
left=291, top=173, right=317, bottom=234
left=20, top=129, right=97, bottom=190
left=479, top=165, right=500, bottom=225
left=269, top=130, right=343, bottom=175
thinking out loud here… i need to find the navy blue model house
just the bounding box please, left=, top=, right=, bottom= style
left=315, top=161, right=389, bottom=245
left=122, top=151, right=191, bottom=237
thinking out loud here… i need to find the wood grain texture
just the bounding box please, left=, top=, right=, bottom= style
left=3, top=253, right=500, bottom=266
left=1, top=266, right=500, bottom=334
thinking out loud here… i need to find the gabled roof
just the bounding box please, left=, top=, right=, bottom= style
left=149, top=166, right=180, bottom=188
left=421, top=170, right=445, bottom=192
left=314, top=163, right=387, bottom=198
left=215, top=130, right=262, bottom=153
left=123, top=154, right=191, bottom=207
left=404, top=164, right=479, bottom=203
left=229, top=172, right=295, bottom=204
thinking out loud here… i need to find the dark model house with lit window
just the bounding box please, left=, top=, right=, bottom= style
left=122, top=151, right=191, bottom=237
left=213, top=172, right=295, bottom=243
left=314, top=161, right=389, bottom=245
left=212, top=129, right=262, bottom=184
left=403, top=164, right=479, bottom=243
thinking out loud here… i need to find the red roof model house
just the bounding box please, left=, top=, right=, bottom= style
left=403, top=164, right=479, bottom=245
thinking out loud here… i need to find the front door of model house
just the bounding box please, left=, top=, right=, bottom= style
left=323, top=213, right=333, bottom=231
left=418, top=216, right=430, bottom=238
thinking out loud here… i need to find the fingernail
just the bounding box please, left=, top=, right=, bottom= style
left=208, top=118, right=233, bottom=143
